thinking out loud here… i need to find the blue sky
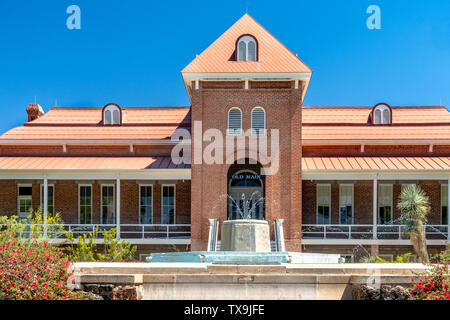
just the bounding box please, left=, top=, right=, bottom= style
left=0, top=0, right=449, bottom=132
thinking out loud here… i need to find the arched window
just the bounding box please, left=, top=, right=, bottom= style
left=227, top=108, right=242, bottom=136
left=105, top=110, right=112, bottom=125
left=237, top=36, right=257, bottom=62
left=251, top=107, right=266, bottom=136
left=103, top=104, right=122, bottom=125
left=372, top=104, right=391, bottom=124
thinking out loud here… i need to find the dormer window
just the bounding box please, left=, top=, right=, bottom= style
left=237, top=35, right=257, bottom=61
left=103, top=103, right=122, bottom=125
left=372, top=103, right=392, bottom=125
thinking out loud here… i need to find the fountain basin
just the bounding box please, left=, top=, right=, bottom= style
left=221, top=219, right=271, bottom=252
left=146, top=252, right=341, bottom=264
left=147, top=251, right=290, bottom=263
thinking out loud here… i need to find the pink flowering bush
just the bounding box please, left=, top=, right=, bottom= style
left=0, top=217, right=89, bottom=300
left=410, top=244, right=450, bottom=300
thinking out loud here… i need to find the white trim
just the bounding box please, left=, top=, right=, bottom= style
left=339, top=183, right=354, bottom=225
left=100, top=184, right=115, bottom=224
left=182, top=72, right=312, bottom=80
left=161, top=184, right=176, bottom=224
left=0, top=169, right=191, bottom=181
left=48, top=238, right=191, bottom=245
left=316, top=184, right=331, bottom=224
left=302, top=139, right=450, bottom=146
left=139, top=184, right=154, bottom=224
left=0, top=139, right=189, bottom=146
left=378, top=184, right=393, bottom=224
left=302, top=172, right=450, bottom=180
left=302, top=239, right=448, bottom=246
left=78, top=184, right=93, bottom=224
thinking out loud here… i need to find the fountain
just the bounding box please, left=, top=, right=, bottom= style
left=147, top=192, right=340, bottom=264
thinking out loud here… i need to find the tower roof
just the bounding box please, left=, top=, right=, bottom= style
left=182, top=14, right=312, bottom=74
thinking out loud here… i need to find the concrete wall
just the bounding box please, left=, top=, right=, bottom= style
left=75, top=262, right=427, bottom=300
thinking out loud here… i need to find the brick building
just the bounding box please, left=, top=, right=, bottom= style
left=0, top=14, right=448, bottom=260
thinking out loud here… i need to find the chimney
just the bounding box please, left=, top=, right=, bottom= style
left=26, top=104, right=44, bottom=122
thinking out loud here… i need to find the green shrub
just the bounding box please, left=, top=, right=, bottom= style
left=65, top=226, right=137, bottom=262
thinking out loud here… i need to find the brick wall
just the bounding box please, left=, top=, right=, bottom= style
left=190, top=80, right=303, bottom=251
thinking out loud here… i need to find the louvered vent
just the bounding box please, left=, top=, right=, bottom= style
left=227, top=108, right=242, bottom=136
left=251, top=107, right=266, bottom=136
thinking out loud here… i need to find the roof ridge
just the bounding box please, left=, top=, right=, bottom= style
left=242, top=14, right=313, bottom=73
left=303, top=106, right=448, bottom=109
left=49, top=106, right=191, bottom=110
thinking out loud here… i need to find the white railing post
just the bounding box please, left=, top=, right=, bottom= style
left=43, top=177, right=48, bottom=239
left=116, top=177, right=121, bottom=239
left=373, top=177, right=378, bottom=239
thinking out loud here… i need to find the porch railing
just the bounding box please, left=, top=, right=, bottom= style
left=302, top=224, right=448, bottom=240
left=12, top=224, right=191, bottom=240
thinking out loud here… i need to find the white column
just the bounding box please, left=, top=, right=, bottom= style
left=43, top=177, right=48, bottom=239
left=116, top=177, right=121, bottom=239
left=447, top=178, right=450, bottom=240
left=373, top=177, right=378, bottom=240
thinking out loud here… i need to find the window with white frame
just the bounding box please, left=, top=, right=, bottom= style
left=40, top=185, right=54, bottom=216
left=373, top=104, right=391, bottom=124
left=79, top=185, right=92, bottom=224
left=441, top=184, right=448, bottom=225
left=18, top=185, right=32, bottom=219
left=162, top=185, right=175, bottom=224
left=103, top=104, right=121, bottom=125
left=237, top=35, right=257, bottom=61
left=339, top=184, right=353, bottom=225
left=317, top=184, right=331, bottom=224
left=227, top=108, right=242, bottom=136
left=378, top=184, right=393, bottom=224
left=251, top=107, right=266, bottom=136
left=140, top=185, right=153, bottom=224
left=101, top=185, right=115, bottom=224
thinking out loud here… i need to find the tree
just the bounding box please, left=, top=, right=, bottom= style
left=397, top=184, right=430, bottom=263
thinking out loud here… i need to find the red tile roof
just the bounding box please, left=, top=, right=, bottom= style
left=302, top=125, right=450, bottom=142
left=302, top=157, right=450, bottom=171
left=0, top=107, right=191, bottom=141
left=182, top=14, right=312, bottom=74
left=0, top=157, right=190, bottom=170
left=1, top=105, right=449, bottom=143
left=28, top=107, right=191, bottom=125
left=302, top=106, right=450, bottom=124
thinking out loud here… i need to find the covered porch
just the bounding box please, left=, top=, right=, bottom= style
left=301, top=157, right=450, bottom=245
left=0, top=156, right=191, bottom=245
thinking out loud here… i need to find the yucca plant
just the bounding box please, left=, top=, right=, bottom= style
left=397, top=184, right=430, bottom=263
